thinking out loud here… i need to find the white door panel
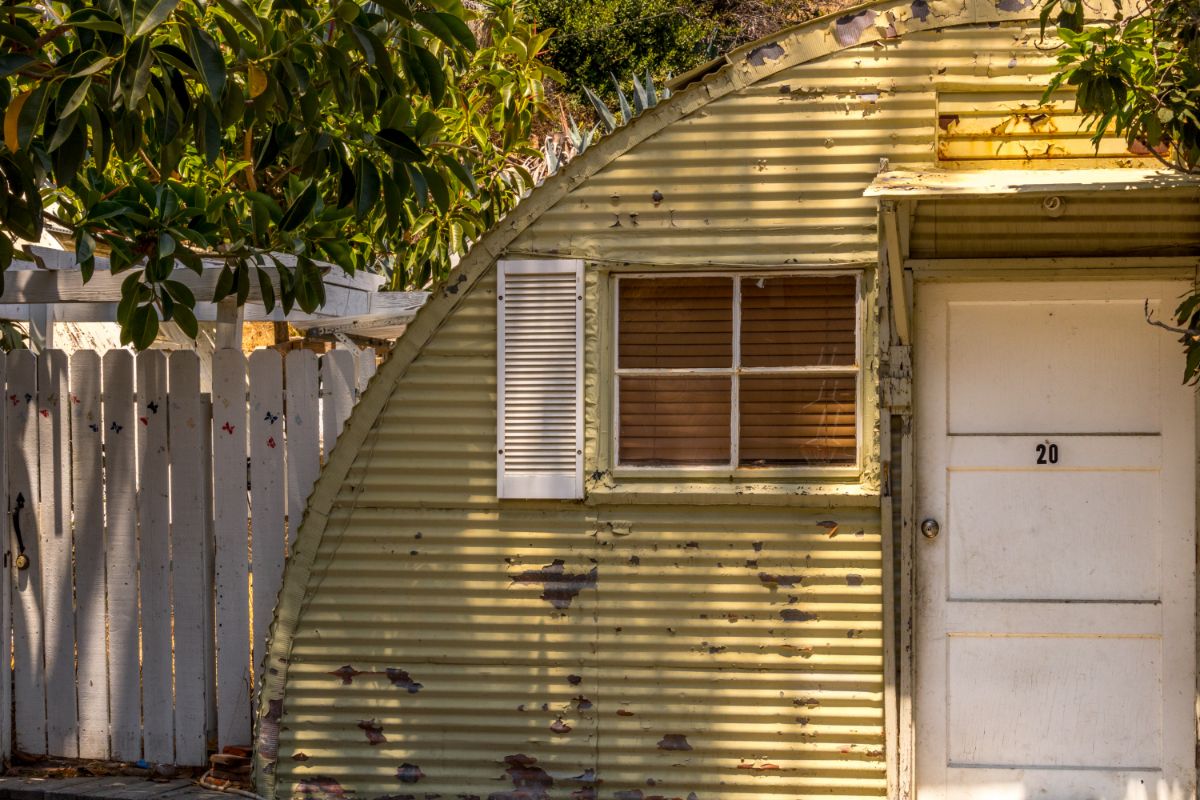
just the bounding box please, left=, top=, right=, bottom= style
left=916, top=281, right=1196, bottom=800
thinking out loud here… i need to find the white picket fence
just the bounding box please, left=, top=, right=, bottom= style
left=0, top=346, right=375, bottom=766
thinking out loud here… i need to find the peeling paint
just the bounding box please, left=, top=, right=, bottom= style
left=818, top=521, right=839, bottom=537
left=293, top=753, right=310, bottom=762
left=386, top=668, right=424, bottom=693
left=550, top=718, right=573, bottom=734
left=996, top=0, right=1032, bottom=10
left=657, top=734, right=693, bottom=751
left=489, top=755, right=554, bottom=800
left=758, top=572, right=804, bottom=588
left=296, top=778, right=349, bottom=799
left=512, top=560, right=599, bottom=610
left=567, top=674, right=583, bottom=685
left=397, top=765, right=426, bottom=784
left=359, top=719, right=388, bottom=746
left=746, top=42, right=785, bottom=66
left=780, top=609, right=819, bottom=622
left=833, top=11, right=877, bottom=46
left=613, top=792, right=643, bottom=800
left=574, top=696, right=594, bottom=711
left=846, top=574, right=864, bottom=586
left=910, top=0, right=931, bottom=20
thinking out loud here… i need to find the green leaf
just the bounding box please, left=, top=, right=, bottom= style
left=130, top=304, right=160, bottom=351
left=182, top=25, right=226, bottom=101
left=377, top=127, right=425, bottom=161
left=214, top=0, right=265, bottom=44
left=256, top=266, right=275, bottom=313
left=163, top=279, right=195, bottom=306
left=133, top=0, right=182, bottom=36
left=279, top=182, right=318, bottom=231
left=584, top=86, right=617, bottom=133
left=355, top=158, right=381, bottom=219
left=172, top=303, right=198, bottom=338
left=212, top=264, right=236, bottom=302
left=415, top=11, right=476, bottom=53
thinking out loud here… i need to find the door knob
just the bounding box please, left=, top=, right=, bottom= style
left=921, top=518, right=940, bottom=540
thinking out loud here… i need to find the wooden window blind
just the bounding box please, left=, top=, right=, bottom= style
left=616, top=273, right=859, bottom=469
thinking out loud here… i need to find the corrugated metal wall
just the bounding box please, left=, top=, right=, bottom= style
left=266, top=7, right=1200, bottom=800
left=274, top=272, right=886, bottom=800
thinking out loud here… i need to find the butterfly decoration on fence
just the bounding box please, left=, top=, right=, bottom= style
left=264, top=411, right=279, bottom=425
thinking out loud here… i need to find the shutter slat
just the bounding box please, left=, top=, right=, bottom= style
left=498, top=259, right=583, bottom=499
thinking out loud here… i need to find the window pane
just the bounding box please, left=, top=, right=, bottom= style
left=619, top=277, right=733, bottom=369
left=619, top=376, right=731, bottom=465
left=739, top=374, right=856, bottom=466
left=740, top=276, right=857, bottom=368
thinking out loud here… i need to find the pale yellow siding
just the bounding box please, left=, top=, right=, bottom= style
left=260, top=3, right=1200, bottom=799
left=273, top=272, right=886, bottom=800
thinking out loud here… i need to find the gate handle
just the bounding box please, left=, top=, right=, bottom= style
left=11, top=493, right=29, bottom=570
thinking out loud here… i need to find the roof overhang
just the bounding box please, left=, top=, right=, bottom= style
left=865, top=167, right=1200, bottom=199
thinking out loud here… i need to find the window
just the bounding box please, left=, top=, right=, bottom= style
left=614, top=273, right=860, bottom=469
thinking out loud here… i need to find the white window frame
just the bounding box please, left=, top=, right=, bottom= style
left=611, top=270, right=863, bottom=476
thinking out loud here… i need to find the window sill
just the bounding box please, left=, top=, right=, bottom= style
left=583, top=474, right=881, bottom=508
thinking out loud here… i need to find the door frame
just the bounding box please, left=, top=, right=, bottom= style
left=885, top=258, right=1200, bottom=800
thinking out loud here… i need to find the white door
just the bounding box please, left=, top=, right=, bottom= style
left=915, top=280, right=1196, bottom=800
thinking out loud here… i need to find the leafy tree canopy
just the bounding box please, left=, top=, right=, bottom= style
left=524, top=0, right=716, bottom=103
left=1043, top=0, right=1199, bottom=174
left=1043, top=0, right=1200, bottom=381
left=0, top=0, right=558, bottom=349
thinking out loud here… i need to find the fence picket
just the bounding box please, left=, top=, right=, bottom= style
left=38, top=351, right=77, bottom=757
left=212, top=350, right=251, bottom=748
left=167, top=351, right=208, bottom=765
left=102, top=351, right=140, bottom=761
left=320, top=349, right=355, bottom=456
left=7, top=351, right=43, bottom=754
left=0, top=345, right=369, bottom=765
left=248, top=351, right=285, bottom=682
left=284, top=350, right=319, bottom=546
left=70, top=351, right=107, bottom=759
left=136, top=351, right=172, bottom=763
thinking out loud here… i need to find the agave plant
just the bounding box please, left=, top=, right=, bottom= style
left=585, top=70, right=672, bottom=134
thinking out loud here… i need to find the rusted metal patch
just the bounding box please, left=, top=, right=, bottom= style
left=329, top=665, right=362, bottom=685
left=780, top=609, right=819, bottom=622
left=512, top=560, right=598, bottom=609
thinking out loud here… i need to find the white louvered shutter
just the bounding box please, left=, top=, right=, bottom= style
left=497, top=259, right=584, bottom=499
